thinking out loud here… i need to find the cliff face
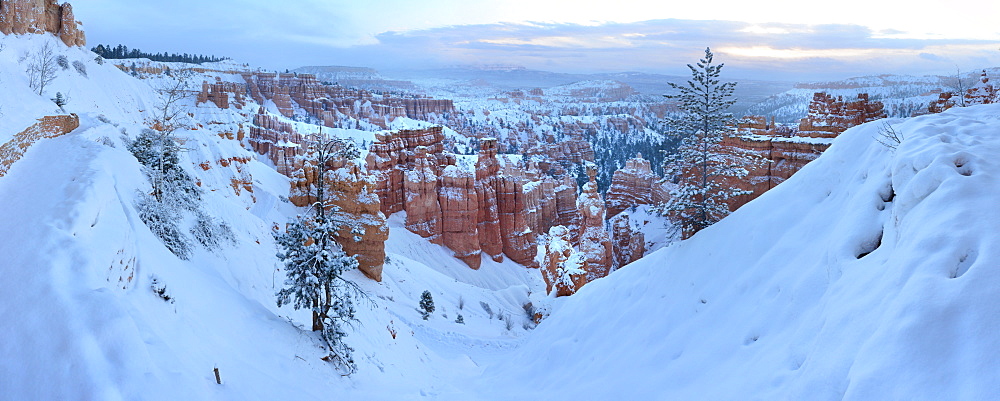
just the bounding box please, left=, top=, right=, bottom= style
left=439, top=166, right=481, bottom=268
left=0, top=0, right=85, bottom=47
left=718, top=91, right=885, bottom=211
left=798, top=93, right=886, bottom=138
left=610, top=214, right=644, bottom=268
left=229, top=72, right=455, bottom=129
left=604, top=153, right=665, bottom=217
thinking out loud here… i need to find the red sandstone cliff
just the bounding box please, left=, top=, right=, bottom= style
left=0, top=0, right=85, bottom=47
left=798, top=93, right=885, bottom=138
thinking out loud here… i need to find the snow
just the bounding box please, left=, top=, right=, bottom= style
left=480, top=104, right=1000, bottom=400
left=4, top=33, right=1000, bottom=400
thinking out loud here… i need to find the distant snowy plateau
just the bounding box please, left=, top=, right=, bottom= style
left=1, top=34, right=1000, bottom=401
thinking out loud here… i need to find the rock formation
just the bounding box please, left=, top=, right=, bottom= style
left=575, top=165, right=613, bottom=279
left=541, top=225, right=585, bottom=297
left=403, top=146, right=443, bottom=243
left=715, top=92, right=885, bottom=211
left=798, top=93, right=886, bottom=138
left=247, top=108, right=388, bottom=281
left=604, top=153, right=666, bottom=217
left=0, top=0, right=85, bottom=47
left=326, top=163, right=389, bottom=282
left=439, top=165, right=481, bottom=268
left=197, top=78, right=246, bottom=110
left=610, top=214, right=645, bottom=268
left=237, top=72, right=455, bottom=129
left=474, top=138, right=505, bottom=262
left=964, top=71, right=998, bottom=106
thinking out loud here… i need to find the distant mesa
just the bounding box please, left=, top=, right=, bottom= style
left=0, top=0, right=86, bottom=47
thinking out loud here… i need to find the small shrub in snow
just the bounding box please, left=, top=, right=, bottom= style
left=480, top=301, right=493, bottom=319
left=455, top=314, right=464, bottom=324
left=95, top=136, right=116, bottom=148
left=501, top=312, right=514, bottom=330
left=136, top=193, right=191, bottom=260
left=150, top=276, right=175, bottom=304
left=457, top=295, right=465, bottom=310
left=56, top=54, right=69, bottom=70
left=875, top=122, right=904, bottom=151
left=94, top=55, right=105, bottom=65
left=190, top=211, right=237, bottom=250
left=97, top=114, right=112, bottom=124
left=72, top=60, right=87, bottom=77
left=419, top=291, right=435, bottom=320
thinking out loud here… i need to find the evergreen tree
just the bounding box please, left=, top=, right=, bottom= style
left=659, top=47, right=765, bottom=238
left=275, top=133, right=366, bottom=374
left=419, top=291, right=435, bottom=320
left=51, top=92, right=68, bottom=112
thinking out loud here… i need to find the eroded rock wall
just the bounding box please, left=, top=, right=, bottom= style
left=0, top=0, right=85, bottom=47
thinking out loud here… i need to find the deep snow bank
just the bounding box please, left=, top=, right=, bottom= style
left=482, top=104, right=1000, bottom=400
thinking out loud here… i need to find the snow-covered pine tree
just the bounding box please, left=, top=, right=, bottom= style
left=419, top=291, right=435, bottom=320
left=659, top=47, right=765, bottom=238
left=275, top=132, right=366, bottom=374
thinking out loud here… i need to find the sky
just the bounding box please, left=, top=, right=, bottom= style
left=76, top=0, right=1000, bottom=82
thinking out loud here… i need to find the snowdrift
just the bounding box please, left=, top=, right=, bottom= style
left=482, top=104, right=1000, bottom=400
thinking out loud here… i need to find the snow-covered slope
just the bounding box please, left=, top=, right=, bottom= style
left=480, top=104, right=1000, bottom=400
left=0, top=34, right=546, bottom=400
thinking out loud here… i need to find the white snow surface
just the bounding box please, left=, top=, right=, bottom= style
left=3, top=34, right=1000, bottom=400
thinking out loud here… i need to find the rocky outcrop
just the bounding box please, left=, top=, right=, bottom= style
left=965, top=71, right=998, bottom=106
left=248, top=108, right=306, bottom=177
left=197, top=78, right=246, bottom=110
left=541, top=225, right=585, bottom=297
left=439, top=166, right=481, bottom=268
left=326, top=163, right=389, bottom=282
left=474, top=139, right=504, bottom=262
left=605, top=153, right=665, bottom=217
left=576, top=165, right=613, bottom=278
left=712, top=93, right=887, bottom=211
left=610, top=214, right=645, bottom=268
left=237, top=72, right=455, bottom=129
left=496, top=175, right=537, bottom=267
left=403, top=146, right=443, bottom=243
left=798, top=93, right=886, bottom=138
left=541, top=170, right=619, bottom=295
left=0, top=0, right=85, bottom=47
left=0, top=114, right=79, bottom=177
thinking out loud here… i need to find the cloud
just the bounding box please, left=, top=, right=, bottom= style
left=343, top=19, right=1000, bottom=81
left=919, top=52, right=946, bottom=62
left=74, top=1, right=1000, bottom=81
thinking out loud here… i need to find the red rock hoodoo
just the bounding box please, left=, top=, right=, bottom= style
left=605, top=153, right=666, bottom=217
